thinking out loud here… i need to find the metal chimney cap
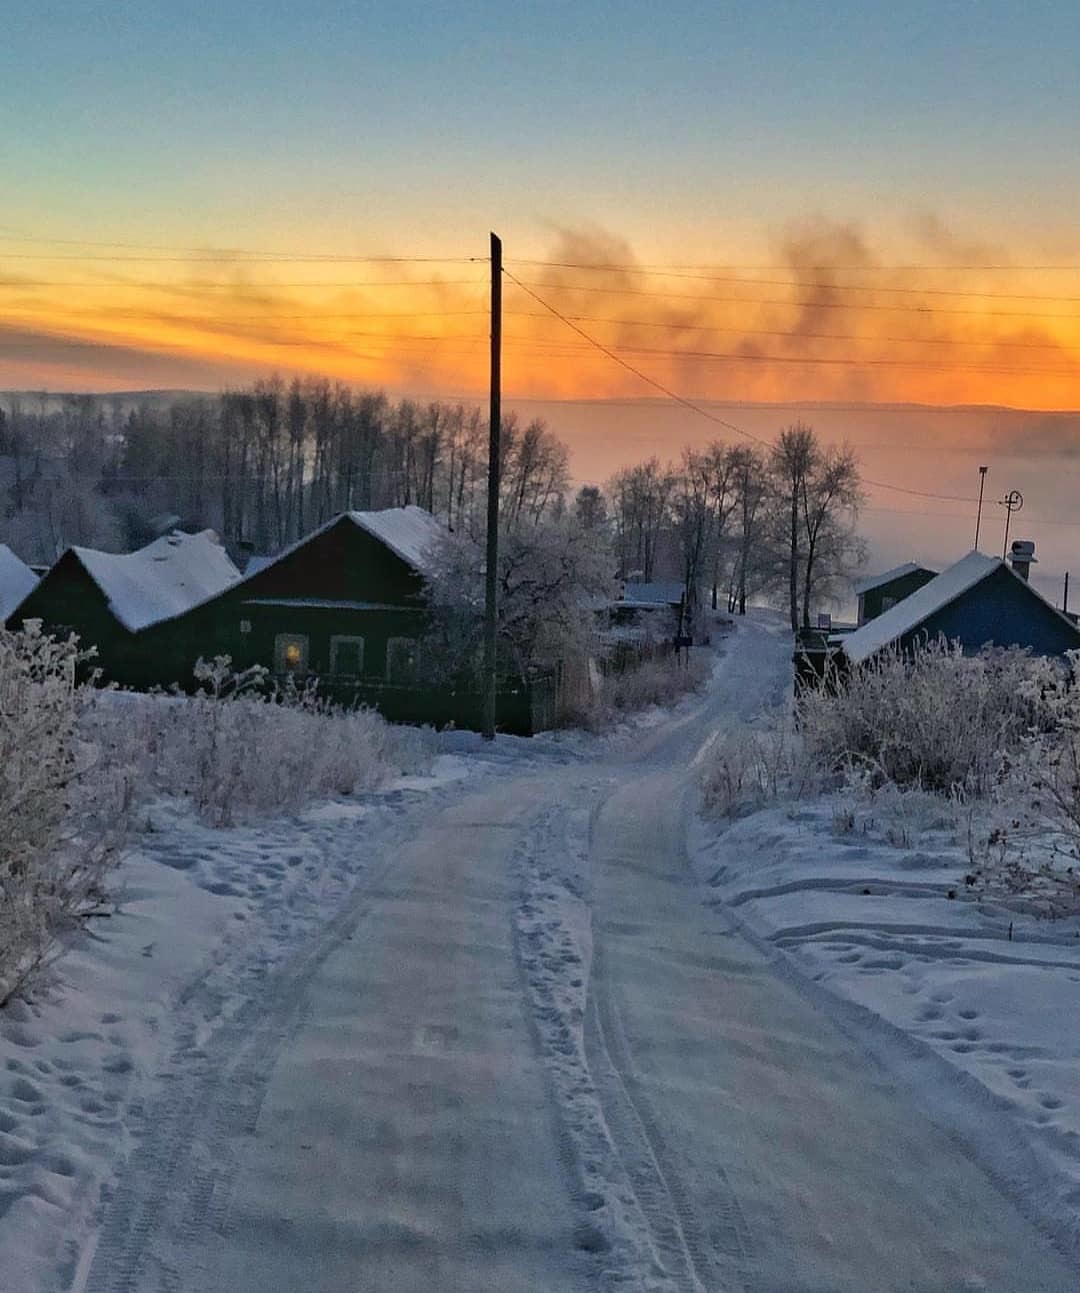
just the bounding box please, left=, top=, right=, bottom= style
left=1010, top=539, right=1037, bottom=563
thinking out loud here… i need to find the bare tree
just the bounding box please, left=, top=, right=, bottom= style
left=770, top=424, right=864, bottom=630
left=798, top=443, right=864, bottom=629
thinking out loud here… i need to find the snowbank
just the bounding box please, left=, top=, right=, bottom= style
left=692, top=793, right=1080, bottom=1255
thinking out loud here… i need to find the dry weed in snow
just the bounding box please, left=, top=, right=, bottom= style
left=796, top=640, right=1055, bottom=796
left=573, top=651, right=712, bottom=730
left=0, top=626, right=133, bottom=1004
left=88, top=655, right=434, bottom=828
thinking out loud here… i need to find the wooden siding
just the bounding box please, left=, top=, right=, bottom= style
left=141, top=516, right=431, bottom=689
left=908, top=564, right=1080, bottom=657
left=858, top=568, right=938, bottom=624
left=5, top=552, right=141, bottom=683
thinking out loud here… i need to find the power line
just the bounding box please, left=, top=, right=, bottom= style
left=0, top=280, right=488, bottom=290
left=0, top=251, right=486, bottom=265
left=506, top=279, right=1080, bottom=321
left=505, top=310, right=1080, bottom=355
left=499, top=334, right=1079, bottom=378
left=502, top=268, right=773, bottom=449
left=503, top=270, right=985, bottom=506
left=2, top=235, right=1076, bottom=273
left=511, top=257, right=1080, bottom=280
left=866, top=503, right=1080, bottom=529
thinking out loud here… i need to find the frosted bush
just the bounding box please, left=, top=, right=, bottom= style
left=573, top=652, right=711, bottom=729
left=0, top=625, right=133, bottom=1004
left=89, top=656, right=434, bottom=828
left=796, top=640, right=1055, bottom=797
left=700, top=720, right=797, bottom=818
left=1014, top=648, right=1080, bottom=851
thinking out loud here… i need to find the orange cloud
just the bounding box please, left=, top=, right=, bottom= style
left=2, top=220, right=1078, bottom=409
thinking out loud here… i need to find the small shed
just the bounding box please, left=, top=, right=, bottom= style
left=6, top=530, right=241, bottom=683
left=854, top=561, right=938, bottom=626
left=0, top=545, right=39, bottom=622
left=839, top=550, right=1080, bottom=666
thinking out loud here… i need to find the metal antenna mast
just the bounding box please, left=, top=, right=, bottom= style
left=998, top=489, right=1023, bottom=560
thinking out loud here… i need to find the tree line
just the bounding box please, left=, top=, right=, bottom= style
left=0, top=382, right=864, bottom=631
left=0, top=381, right=569, bottom=562
left=598, top=423, right=864, bottom=631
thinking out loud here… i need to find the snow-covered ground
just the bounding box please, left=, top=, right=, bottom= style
left=692, top=747, right=1080, bottom=1261
left=0, top=737, right=577, bottom=1293
left=7, top=614, right=1080, bottom=1291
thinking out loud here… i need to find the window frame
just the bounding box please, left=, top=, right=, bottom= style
left=385, top=635, right=420, bottom=684
left=274, top=632, right=310, bottom=675
left=330, top=634, right=365, bottom=677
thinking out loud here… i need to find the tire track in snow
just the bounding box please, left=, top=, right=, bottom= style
left=77, top=810, right=427, bottom=1293
left=513, top=786, right=746, bottom=1292
left=585, top=938, right=724, bottom=1293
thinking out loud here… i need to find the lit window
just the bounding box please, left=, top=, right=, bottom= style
left=274, top=633, right=309, bottom=674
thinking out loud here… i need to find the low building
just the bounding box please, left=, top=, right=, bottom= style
left=613, top=578, right=686, bottom=634
left=839, top=547, right=1080, bottom=666
left=0, top=545, right=38, bottom=622
left=854, top=561, right=938, bottom=626
left=6, top=530, right=241, bottom=684
left=148, top=505, right=444, bottom=689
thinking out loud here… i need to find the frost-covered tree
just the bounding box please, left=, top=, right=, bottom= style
left=770, top=423, right=864, bottom=630
left=425, top=514, right=616, bottom=679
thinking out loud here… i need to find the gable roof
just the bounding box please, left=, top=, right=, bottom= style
left=242, top=506, right=444, bottom=588
left=841, top=550, right=1077, bottom=665
left=854, top=561, right=937, bottom=596
left=347, top=505, right=444, bottom=574
left=0, top=545, right=38, bottom=620
left=71, top=530, right=241, bottom=632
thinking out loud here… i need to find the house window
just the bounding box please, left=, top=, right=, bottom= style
left=386, top=636, right=419, bottom=684
left=330, top=635, right=365, bottom=676
left=274, top=633, right=309, bottom=674
left=881, top=596, right=898, bottom=613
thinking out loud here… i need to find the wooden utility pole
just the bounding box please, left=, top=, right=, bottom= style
left=482, top=232, right=502, bottom=740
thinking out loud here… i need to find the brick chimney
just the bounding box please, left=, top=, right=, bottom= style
left=1009, top=539, right=1036, bottom=581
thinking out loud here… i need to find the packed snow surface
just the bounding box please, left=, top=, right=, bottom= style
left=72, top=531, right=241, bottom=632
left=0, top=543, right=38, bottom=619
left=693, top=789, right=1080, bottom=1260
left=4, top=612, right=1080, bottom=1291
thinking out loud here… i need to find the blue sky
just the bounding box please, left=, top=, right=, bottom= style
left=3, top=0, right=1079, bottom=256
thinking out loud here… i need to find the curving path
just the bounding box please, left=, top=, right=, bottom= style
left=83, top=617, right=1079, bottom=1291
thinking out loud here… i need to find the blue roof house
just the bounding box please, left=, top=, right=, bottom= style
left=839, top=548, right=1080, bottom=666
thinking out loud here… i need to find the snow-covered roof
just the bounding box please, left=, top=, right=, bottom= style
left=346, top=505, right=444, bottom=575
left=241, top=597, right=407, bottom=612
left=841, top=550, right=1077, bottom=665
left=854, top=561, right=936, bottom=596
left=243, top=554, right=275, bottom=577
left=243, top=506, right=444, bottom=590
left=72, top=531, right=241, bottom=632
left=0, top=544, right=38, bottom=620
left=619, top=580, right=684, bottom=607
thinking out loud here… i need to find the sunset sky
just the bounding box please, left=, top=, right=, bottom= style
left=3, top=1, right=1080, bottom=584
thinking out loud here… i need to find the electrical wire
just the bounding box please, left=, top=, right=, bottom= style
left=511, top=257, right=1080, bottom=283
left=503, top=269, right=986, bottom=505
left=505, top=310, right=1080, bottom=355
left=506, top=279, right=1080, bottom=322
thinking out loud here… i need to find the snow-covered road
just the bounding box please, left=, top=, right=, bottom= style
left=72, top=620, right=1079, bottom=1290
